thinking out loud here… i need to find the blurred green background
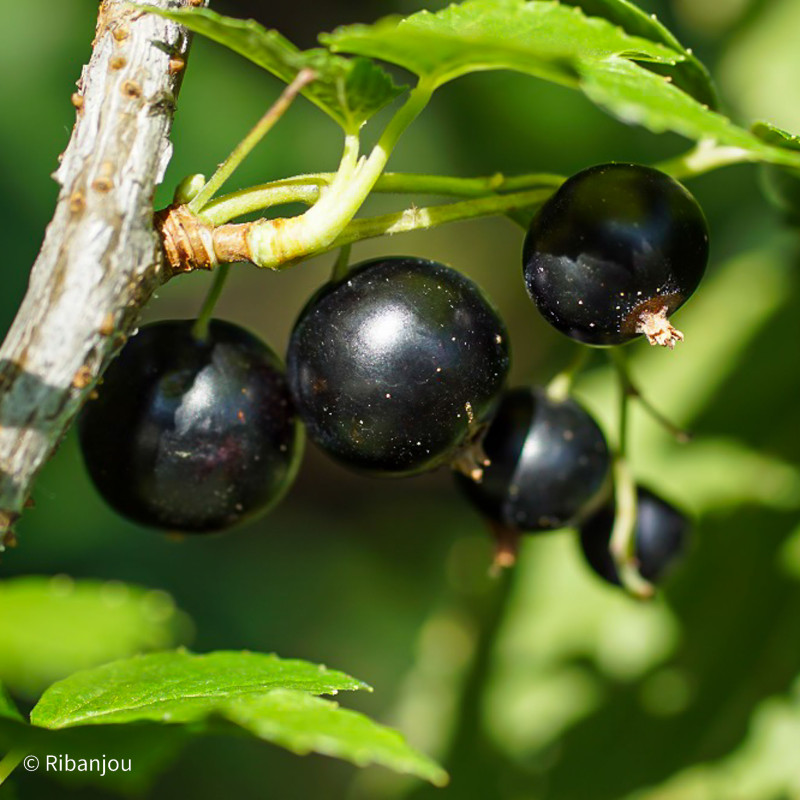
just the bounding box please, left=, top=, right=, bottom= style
left=1, top=0, right=800, bottom=797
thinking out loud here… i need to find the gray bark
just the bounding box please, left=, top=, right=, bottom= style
left=0, top=0, right=201, bottom=540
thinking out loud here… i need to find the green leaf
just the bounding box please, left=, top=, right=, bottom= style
left=0, top=577, right=189, bottom=698
left=225, top=689, right=449, bottom=785
left=576, top=58, right=800, bottom=168
left=752, top=123, right=800, bottom=222
left=752, top=121, right=800, bottom=151
left=323, top=0, right=682, bottom=89
left=142, top=6, right=404, bottom=132
left=30, top=650, right=369, bottom=728
left=559, top=0, right=718, bottom=108
left=325, top=0, right=800, bottom=170
left=0, top=681, right=21, bottom=722
left=28, top=651, right=446, bottom=785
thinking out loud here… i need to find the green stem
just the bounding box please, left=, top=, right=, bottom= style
left=376, top=171, right=564, bottom=196
left=201, top=171, right=564, bottom=227
left=610, top=348, right=691, bottom=443
left=202, top=184, right=321, bottom=226
left=0, top=750, right=23, bottom=786
left=352, top=79, right=437, bottom=198
left=325, top=187, right=553, bottom=255
left=187, top=68, right=315, bottom=216
left=546, top=346, right=591, bottom=402
left=609, top=349, right=654, bottom=600
left=613, top=349, right=630, bottom=458
left=247, top=80, right=436, bottom=267
left=192, top=263, right=230, bottom=341
left=331, top=244, right=352, bottom=282
left=197, top=135, right=756, bottom=229
left=656, top=139, right=754, bottom=181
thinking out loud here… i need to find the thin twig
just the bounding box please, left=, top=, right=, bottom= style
left=188, top=68, right=316, bottom=216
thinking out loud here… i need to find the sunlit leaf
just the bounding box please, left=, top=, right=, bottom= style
left=31, top=650, right=369, bottom=728
left=577, top=58, right=800, bottom=167
left=323, top=0, right=682, bottom=88
left=225, top=690, right=449, bottom=785
left=325, top=0, right=800, bottom=168
left=27, top=651, right=445, bottom=785
left=560, top=0, right=718, bottom=108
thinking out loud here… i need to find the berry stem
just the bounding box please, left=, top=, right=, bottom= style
left=183, top=137, right=757, bottom=229
left=610, top=457, right=654, bottom=598
left=200, top=171, right=565, bottom=225
left=545, top=346, right=590, bottom=402
left=609, top=349, right=655, bottom=599
left=191, top=263, right=230, bottom=342
left=331, top=244, right=352, bottom=282
left=325, top=188, right=554, bottom=253
left=609, top=348, right=691, bottom=443
left=187, top=69, right=316, bottom=217
left=0, top=750, right=23, bottom=786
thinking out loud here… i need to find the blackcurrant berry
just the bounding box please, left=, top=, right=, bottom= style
left=78, top=320, right=303, bottom=533
left=579, top=486, right=689, bottom=585
left=286, top=257, right=510, bottom=476
left=455, top=387, right=610, bottom=531
left=523, top=164, right=709, bottom=348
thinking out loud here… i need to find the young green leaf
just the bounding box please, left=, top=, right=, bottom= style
left=322, top=0, right=683, bottom=89
left=0, top=682, right=21, bottom=722
left=0, top=577, right=189, bottom=698
left=225, top=690, right=449, bottom=786
left=30, top=651, right=370, bottom=729
left=559, top=0, right=718, bottom=108
left=141, top=6, right=404, bottom=133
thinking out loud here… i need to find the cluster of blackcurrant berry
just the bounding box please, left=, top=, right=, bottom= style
left=79, top=163, right=706, bottom=590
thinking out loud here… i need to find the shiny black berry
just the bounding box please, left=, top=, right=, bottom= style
left=78, top=319, right=303, bottom=533
left=286, top=256, right=510, bottom=476
left=455, top=387, right=610, bottom=531
left=523, top=164, right=709, bottom=348
left=579, top=486, right=689, bottom=585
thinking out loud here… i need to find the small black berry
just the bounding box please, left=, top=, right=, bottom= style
left=455, top=387, right=610, bottom=531
left=78, top=320, right=303, bottom=533
left=523, top=164, right=709, bottom=348
left=286, top=257, right=510, bottom=476
left=579, top=486, right=689, bottom=585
